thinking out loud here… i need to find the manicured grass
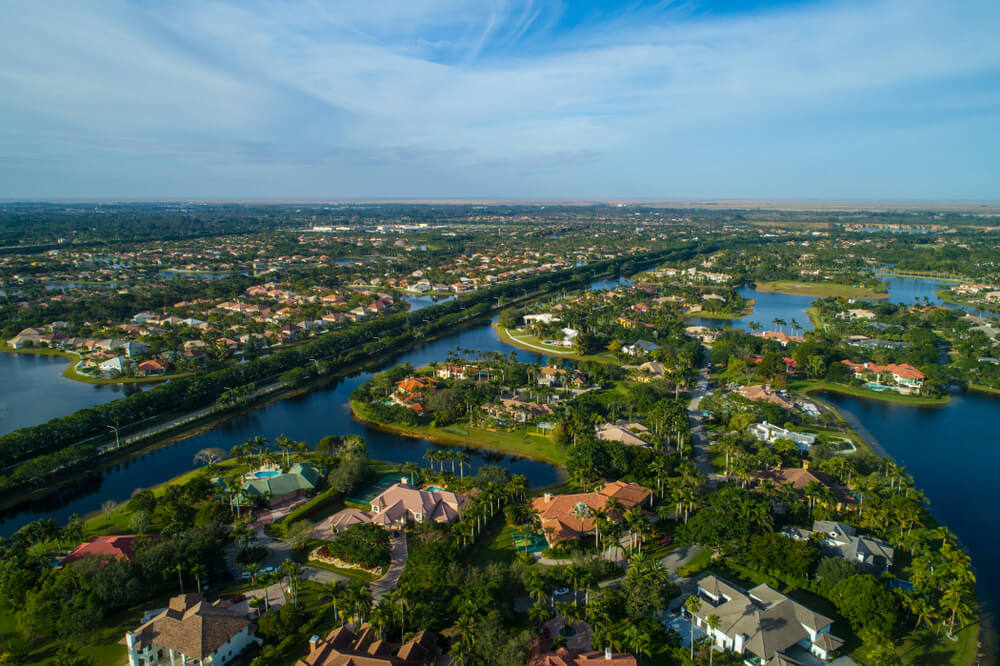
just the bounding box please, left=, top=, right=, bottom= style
left=891, top=622, right=982, bottom=665
left=465, top=522, right=522, bottom=567
left=968, top=383, right=1000, bottom=396
left=792, top=379, right=950, bottom=406
left=755, top=280, right=889, bottom=299
left=351, top=401, right=568, bottom=465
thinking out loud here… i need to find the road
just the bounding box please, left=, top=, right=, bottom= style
left=687, top=353, right=724, bottom=485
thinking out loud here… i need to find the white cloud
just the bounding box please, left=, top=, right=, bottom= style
left=0, top=0, right=998, bottom=198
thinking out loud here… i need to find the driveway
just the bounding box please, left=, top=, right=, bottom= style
left=370, top=531, right=407, bottom=599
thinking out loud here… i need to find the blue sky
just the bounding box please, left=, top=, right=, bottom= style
left=1, top=0, right=998, bottom=200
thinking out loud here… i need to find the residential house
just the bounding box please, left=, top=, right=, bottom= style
left=595, top=421, right=652, bottom=448
left=750, top=421, right=816, bottom=452
left=62, top=535, right=139, bottom=567
left=328, top=479, right=466, bottom=531
left=482, top=398, right=554, bottom=424
left=753, top=463, right=857, bottom=511
left=100, top=356, right=133, bottom=376
left=628, top=361, right=667, bottom=382
left=784, top=520, right=894, bottom=573
left=137, top=359, right=169, bottom=376
left=224, top=463, right=322, bottom=507
left=688, top=575, right=843, bottom=662
left=622, top=339, right=658, bottom=356
left=841, top=360, right=925, bottom=394
left=528, top=643, right=637, bottom=666
left=123, top=593, right=258, bottom=666
left=298, top=624, right=437, bottom=666
left=531, top=481, right=652, bottom=545
left=755, top=331, right=805, bottom=347
left=738, top=385, right=797, bottom=411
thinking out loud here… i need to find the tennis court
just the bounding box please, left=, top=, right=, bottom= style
left=346, top=473, right=405, bottom=505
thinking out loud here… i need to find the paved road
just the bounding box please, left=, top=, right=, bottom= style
left=687, top=354, right=724, bottom=485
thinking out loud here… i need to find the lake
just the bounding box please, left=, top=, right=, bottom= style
left=0, top=353, right=126, bottom=436
left=822, top=391, right=1000, bottom=627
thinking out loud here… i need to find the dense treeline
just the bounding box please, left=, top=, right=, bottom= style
left=0, top=245, right=695, bottom=492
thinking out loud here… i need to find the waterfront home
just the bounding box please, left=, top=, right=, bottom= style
left=137, top=359, right=169, bottom=376
left=841, top=360, right=925, bottom=394
left=531, top=481, right=651, bottom=545
left=122, top=593, right=258, bottom=666
left=755, top=331, right=805, bottom=347
left=218, top=462, right=321, bottom=507
left=784, top=520, right=894, bottom=573
left=100, top=356, right=134, bottom=377
left=61, top=535, right=139, bottom=567
left=328, top=479, right=466, bottom=531
left=750, top=421, right=816, bottom=452
left=627, top=360, right=667, bottom=382
left=688, top=575, right=843, bottom=662
left=298, top=624, right=437, bottom=666
left=595, top=421, right=652, bottom=448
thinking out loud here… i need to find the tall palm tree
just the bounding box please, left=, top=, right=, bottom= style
left=570, top=502, right=592, bottom=540
left=684, top=595, right=702, bottom=661
left=402, top=461, right=419, bottom=485
left=456, top=451, right=471, bottom=480
left=706, top=614, right=721, bottom=664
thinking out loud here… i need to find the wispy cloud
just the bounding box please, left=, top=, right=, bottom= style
left=0, top=0, right=998, bottom=198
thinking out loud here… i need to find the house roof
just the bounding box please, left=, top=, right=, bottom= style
left=298, top=624, right=437, bottom=665
left=692, top=575, right=836, bottom=661
left=124, top=593, right=250, bottom=661
left=369, top=481, right=464, bottom=524
left=62, top=535, right=139, bottom=566
left=243, top=463, right=321, bottom=498
left=530, top=482, right=651, bottom=543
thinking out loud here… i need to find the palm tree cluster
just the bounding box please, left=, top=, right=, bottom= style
left=451, top=475, right=527, bottom=551
left=422, top=448, right=472, bottom=480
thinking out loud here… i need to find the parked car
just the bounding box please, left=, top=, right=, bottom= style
left=552, top=587, right=570, bottom=597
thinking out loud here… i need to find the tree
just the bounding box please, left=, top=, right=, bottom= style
left=684, top=594, right=702, bottom=661
left=706, top=614, right=721, bottom=665
left=101, top=500, right=118, bottom=522
left=283, top=520, right=315, bottom=551
left=129, top=510, right=151, bottom=535
left=831, top=574, right=899, bottom=636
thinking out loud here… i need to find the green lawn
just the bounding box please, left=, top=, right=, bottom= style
left=676, top=548, right=712, bottom=578
left=351, top=401, right=568, bottom=465
left=493, top=324, right=617, bottom=364
left=755, top=280, right=889, bottom=299
left=465, top=522, right=523, bottom=567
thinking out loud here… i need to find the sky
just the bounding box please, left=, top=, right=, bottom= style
left=0, top=0, right=998, bottom=201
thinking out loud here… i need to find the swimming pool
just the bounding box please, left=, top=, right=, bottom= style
left=427, top=486, right=445, bottom=492
left=253, top=470, right=280, bottom=479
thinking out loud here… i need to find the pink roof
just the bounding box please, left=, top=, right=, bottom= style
left=62, top=535, right=138, bottom=566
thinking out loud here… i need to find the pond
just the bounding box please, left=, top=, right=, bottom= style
left=0, top=353, right=126, bottom=437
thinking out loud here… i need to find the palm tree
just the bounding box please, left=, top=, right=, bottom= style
left=456, top=451, right=471, bottom=480
left=684, top=595, right=702, bottom=661
left=529, top=601, right=551, bottom=631
left=191, top=563, right=207, bottom=593
left=570, top=502, right=591, bottom=540
left=403, top=461, right=419, bottom=485
left=706, top=614, right=721, bottom=664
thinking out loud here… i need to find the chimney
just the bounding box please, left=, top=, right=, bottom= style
left=604, top=647, right=613, bottom=661
left=544, top=492, right=551, bottom=503
left=802, top=460, right=809, bottom=470
left=401, top=476, right=409, bottom=486
left=309, top=635, right=321, bottom=655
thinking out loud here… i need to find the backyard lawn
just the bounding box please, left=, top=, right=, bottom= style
left=755, top=280, right=889, bottom=299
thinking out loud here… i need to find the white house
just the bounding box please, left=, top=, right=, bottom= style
left=750, top=421, right=816, bottom=452
left=689, top=575, right=843, bottom=662
left=100, top=357, right=132, bottom=376
left=123, top=593, right=259, bottom=666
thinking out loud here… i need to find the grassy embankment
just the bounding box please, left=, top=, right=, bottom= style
left=755, top=280, right=889, bottom=299
left=350, top=400, right=568, bottom=466
left=686, top=299, right=756, bottom=321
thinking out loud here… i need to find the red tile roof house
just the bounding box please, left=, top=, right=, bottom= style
left=61, top=535, right=139, bottom=567
left=841, top=360, right=926, bottom=395
left=137, top=359, right=169, bottom=376
left=531, top=482, right=652, bottom=546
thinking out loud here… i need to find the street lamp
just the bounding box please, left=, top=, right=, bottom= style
left=107, top=425, right=120, bottom=449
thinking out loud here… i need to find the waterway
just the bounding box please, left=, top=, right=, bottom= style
left=0, top=353, right=126, bottom=436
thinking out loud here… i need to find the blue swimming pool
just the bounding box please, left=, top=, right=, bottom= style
left=427, top=486, right=445, bottom=492
left=253, top=470, right=280, bottom=479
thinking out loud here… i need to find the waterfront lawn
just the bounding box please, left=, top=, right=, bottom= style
left=755, top=280, right=889, bottom=299
left=791, top=379, right=950, bottom=406
left=351, top=401, right=568, bottom=465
